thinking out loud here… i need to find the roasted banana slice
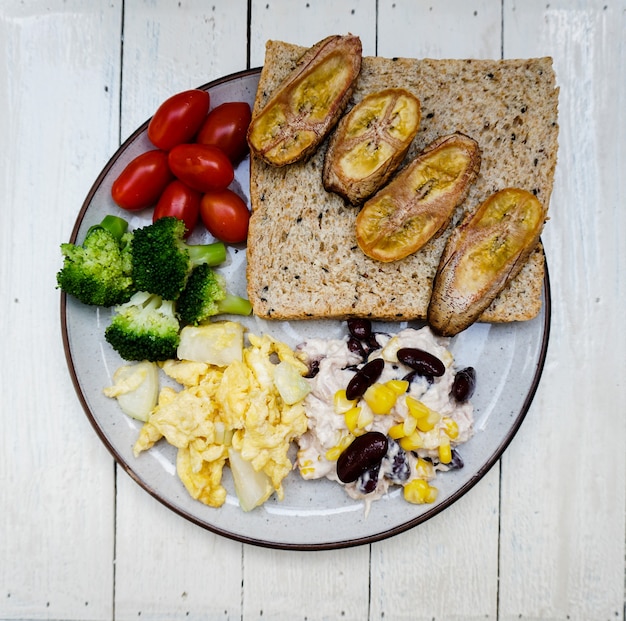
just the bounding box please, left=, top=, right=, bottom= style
left=428, top=187, right=547, bottom=336
left=323, top=88, right=421, bottom=204
left=355, top=133, right=481, bottom=262
left=247, top=34, right=362, bottom=167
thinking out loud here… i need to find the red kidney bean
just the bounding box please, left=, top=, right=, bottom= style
left=336, top=431, right=388, bottom=483
left=347, top=318, right=372, bottom=340
left=363, top=333, right=381, bottom=355
left=345, top=358, right=385, bottom=400
left=347, top=336, right=367, bottom=359
left=356, top=462, right=380, bottom=494
left=402, top=369, right=434, bottom=385
left=451, top=367, right=476, bottom=402
left=397, top=347, right=445, bottom=377
left=383, top=438, right=411, bottom=483
left=304, top=359, right=320, bottom=378
left=449, top=448, right=465, bottom=470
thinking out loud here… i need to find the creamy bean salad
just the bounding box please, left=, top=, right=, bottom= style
left=295, top=321, right=475, bottom=507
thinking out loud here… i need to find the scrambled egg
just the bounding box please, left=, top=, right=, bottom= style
left=132, top=326, right=310, bottom=510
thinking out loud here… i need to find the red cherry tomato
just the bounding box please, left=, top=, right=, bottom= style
left=147, top=89, right=210, bottom=151
left=168, top=143, right=234, bottom=193
left=153, top=180, right=201, bottom=237
left=200, top=189, right=250, bottom=243
left=111, top=149, right=173, bottom=211
left=196, top=101, right=252, bottom=163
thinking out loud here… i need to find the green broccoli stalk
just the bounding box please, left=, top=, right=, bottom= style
left=57, top=214, right=134, bottom=306
left=130, top=217, right=227, bottom=301
left=176, top=263, right=252, bottom=325
left=104, top=291, right=181, bottom=361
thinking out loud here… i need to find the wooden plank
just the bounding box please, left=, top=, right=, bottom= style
left=377, top=0, right=503, bottom=59
left=112, top=2, right=249, bottom=619
left=369, top=2, right=503, bottom=619
left=249, top=0, right=377, bottom=64
left=114, top=471, right=243, bottom=620
left=242, top=544, right=370, bottom=620
left=0, top=1, right=121, bottom=619
left=498, top=1, right=626, bottom=619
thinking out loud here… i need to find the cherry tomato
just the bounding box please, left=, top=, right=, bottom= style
left=168, top=143, right=234, bottom=193
left=196, top=101, right=252, bottom=163
left=200, top=189, right=250, bottom=243
left=147, top=89, right=210, bottom=151
left=153, top=180, right=201, bottom=237
left=111, top=149, right=173, bottom=211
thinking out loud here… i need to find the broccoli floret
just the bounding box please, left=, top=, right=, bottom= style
left=176, top=263, right=252, bottom=325
left=57, top=215, right=134, bottom=306
left=104, top=291, right=181, bottom=361
left=131, top=217, right=227, bottom=300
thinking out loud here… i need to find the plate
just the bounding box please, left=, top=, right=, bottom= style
left=61, top=69, right=551, bottom=550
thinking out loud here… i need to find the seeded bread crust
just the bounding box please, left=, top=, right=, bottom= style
left=247, top=40, right=559, bottom=322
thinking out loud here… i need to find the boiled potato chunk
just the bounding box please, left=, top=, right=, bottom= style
left=323, top=88, right=421, bottom=204
left=177, top=321, right=244, bottom=366
left=103, top=361, right=159, bottom=422
left=228, top=447, right=274, bottom=512
left=247, top=34, right=362, bottom=166
left=428, top=188, right=547, bottom=336
left=273, top=360, right=311, bottom=405
left=355, top=133, right=481, bottom=262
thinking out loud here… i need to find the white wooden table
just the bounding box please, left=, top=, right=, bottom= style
left=1, top=1, right=624, bottom=619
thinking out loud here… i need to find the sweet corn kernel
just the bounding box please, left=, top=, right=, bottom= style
left=399, top=430, right=423, bottom=451
left=425, top=486, right=438, bottom=503
left=441, top=417, right=459, bottom=440
left=388, top=422, right=406, bottom=439
left=334, top=389, right=357, bottom=414
left=438, top=437, right=452, bottom=464
left=363, top=383, right=398, bottom=415
left=403, top=414, right=417, bottom=436
left=415, top=408, right=441, bottom=432
left=325, top=446, right=342, bottom=461
left=344, top=406, right=361, bottom=433
left=406, top=396, right=430, bottom=419
left=357, top=407, right=374, bottom=429
left=299, top=459, right=316, bottom=477
left=403, top=479, right=438, bottom=504
left=415, top=457, right=435, bottom=480
left=340, top=434, right=354, bottom=450
left=386, top=379, right=409, bottom=395
left=325, top=434, right=354, bottom=461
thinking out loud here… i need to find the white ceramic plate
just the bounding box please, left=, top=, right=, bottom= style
left=61, top=69, right=551, bottom=550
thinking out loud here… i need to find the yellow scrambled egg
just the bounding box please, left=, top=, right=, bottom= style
left=132, top=329, right=310, bottom=510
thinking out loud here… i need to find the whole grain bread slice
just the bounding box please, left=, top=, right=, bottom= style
left=247, top=39, right=559, bottom=322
